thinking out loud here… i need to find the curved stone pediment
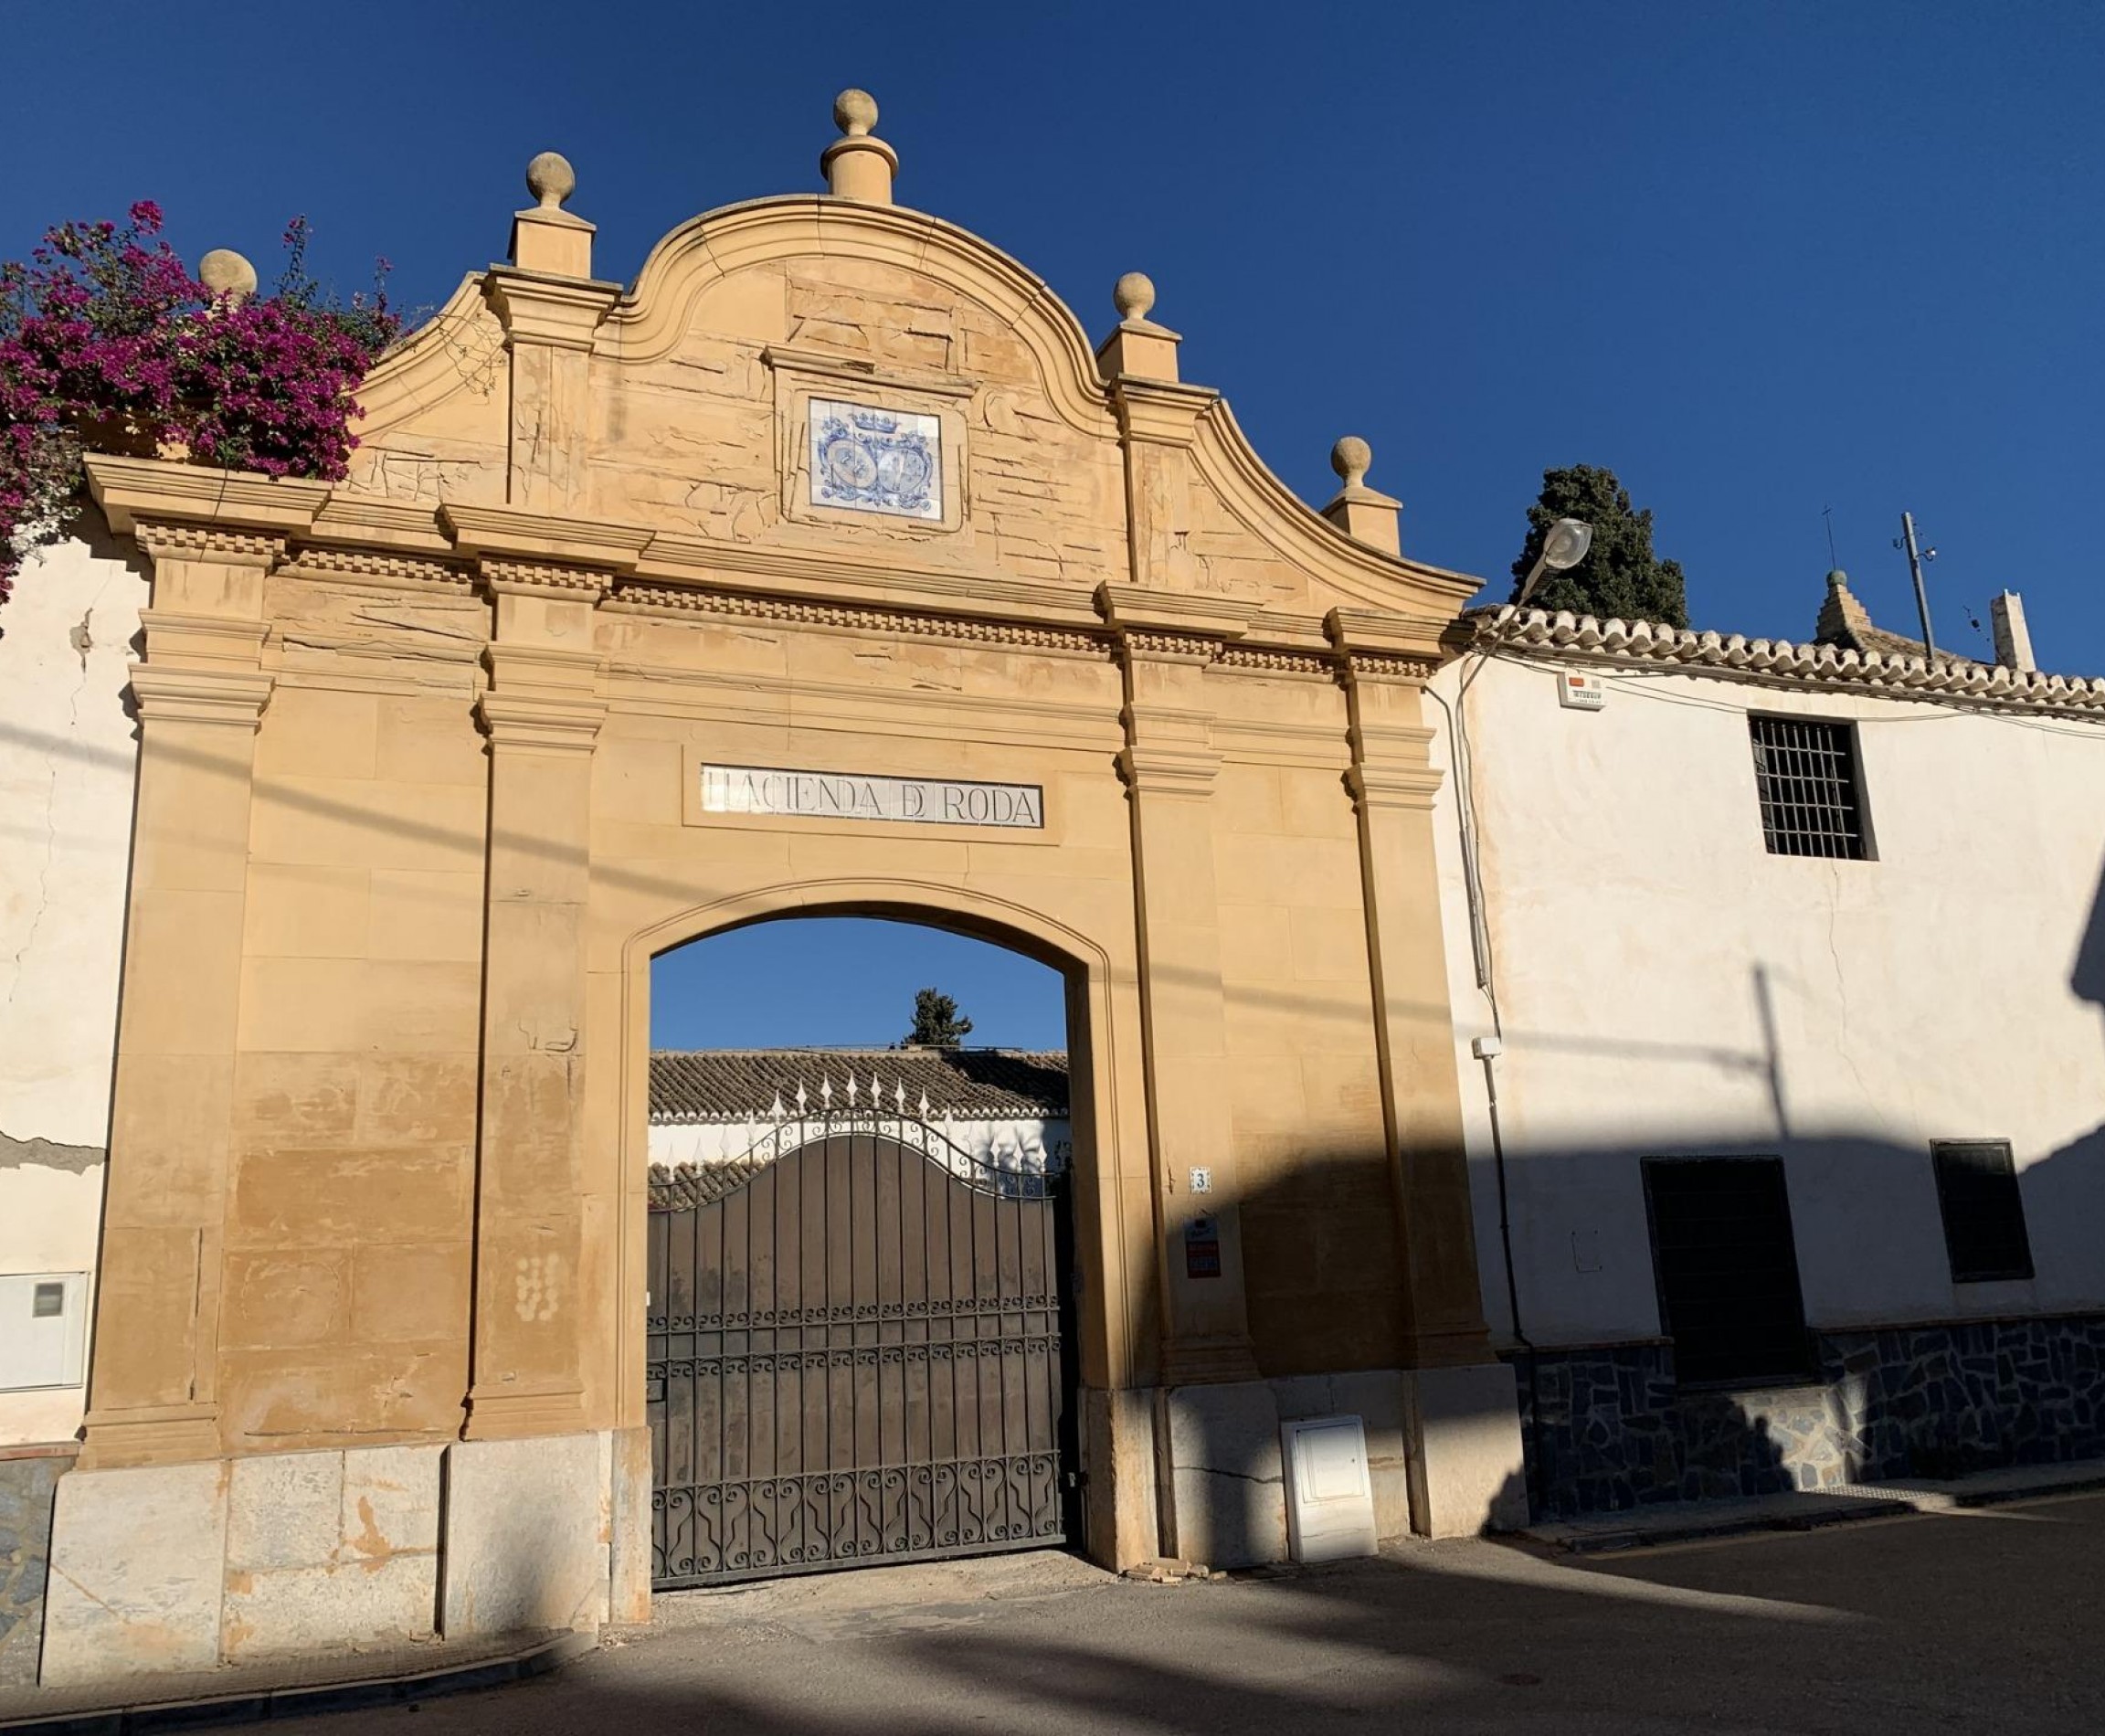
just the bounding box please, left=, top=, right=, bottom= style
left=340, top=176, right=1478, bottom=639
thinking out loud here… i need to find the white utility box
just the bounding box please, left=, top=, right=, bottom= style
left=1281, top=1413, right=1379, bottom=1563
left=0, top=1272, right=90, bottom=1391
left=1556, top=670, right=1607, bottom=711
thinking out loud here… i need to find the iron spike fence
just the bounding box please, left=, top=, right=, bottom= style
left=645, top=1106, right=1075, bottom=1588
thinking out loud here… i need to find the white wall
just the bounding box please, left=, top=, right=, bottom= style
left=1427, top=649, right=2105, bottom=1348
left=0, top=533, right=145, bottom=1444
left=651, top=1116, right=1072, bottom=1176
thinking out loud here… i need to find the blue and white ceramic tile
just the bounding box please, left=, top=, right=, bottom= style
left=808, top=399, right=942, bottom=521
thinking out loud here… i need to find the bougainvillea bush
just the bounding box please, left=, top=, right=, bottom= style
left=0, top=201, right=398, bottom=609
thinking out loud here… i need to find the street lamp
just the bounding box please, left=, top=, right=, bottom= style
left=1514, top=517, right=1592, bottom=609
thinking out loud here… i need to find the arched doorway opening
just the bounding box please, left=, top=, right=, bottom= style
left=640, top=913, right=1085, bottom=1587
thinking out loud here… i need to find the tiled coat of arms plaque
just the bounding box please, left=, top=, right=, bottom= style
left=808, top=398, right=942, bottom=520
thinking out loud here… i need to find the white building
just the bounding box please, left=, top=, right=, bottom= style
left=0, top=537, right=144, bottom=1450
left=0, top=536, right=143, bottom=1684
left=647, top=1047, right=1071, bottom=1191
left=1429, top=575, right=2105, bottom=1513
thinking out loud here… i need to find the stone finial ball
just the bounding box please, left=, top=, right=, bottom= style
left=834, top=89, right=879, bottom=137
left=197, top=249, right=259, bottom=302
left=1331, top=436, right=1373, bottom=487
left=526, top=151, right=576, bottom=209
left=1113, top=271, right=1156, bottom=323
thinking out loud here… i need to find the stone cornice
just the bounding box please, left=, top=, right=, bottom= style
left=481, top=558, right=610, bottom=598
left=476, top=691, right=608, bottom=752
left=132, top=522, right=286, bottom=568
left=606, top=582, right=1102, bottom=654
left=136, top=610, right=271, bottom=664
left=629, top=543, right=1105, bottom=631
left=128, top=664, right=274, bottom=729
left=85, top=455, right=329, bottom=536
left=1119, top=630, right=1222, bottom=664
left=1214, top=646, right=1335, bottom=679
left=1468, top=605, right=2105, bottom=722
left=1095, top=584, right=1256, bottom=649
left=307, top=495, right=456, bottom=557
left=282, top=547, right=472, bottom=592
left=1340, top=651, right=1441, bottom=686
left=1346, top=762, right=1444, bottom=813
left=1116, top=741, right=1222, bottom=795
left=483, top=268, right=623, bottom=351
left=1326, top=606, right=1450, bottom=673
left=1106, top=375, right=1221, bottom=447
left=440, top=503, right=653, bottom=572
left=485, top=642, right=602, bottom=693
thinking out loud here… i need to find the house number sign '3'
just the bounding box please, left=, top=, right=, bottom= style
left=702, top=765, right=1045, bottom=830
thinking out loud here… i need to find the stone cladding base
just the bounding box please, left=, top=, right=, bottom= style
left=1510, top=1310, right=2105, bottom=1519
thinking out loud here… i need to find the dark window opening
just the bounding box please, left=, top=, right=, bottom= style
left=1931, top=1140, right=2034, bottom=1283
left=1749, top=715, right=1870, bottom=859
left=1644, top=1157, right=1814, bottom=1386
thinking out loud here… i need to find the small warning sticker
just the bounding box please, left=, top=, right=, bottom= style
left=1184, top=1216, right=1222, bottom=1280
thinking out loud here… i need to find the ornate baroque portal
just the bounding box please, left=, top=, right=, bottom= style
left=38, top=93, right=1529, bottom=1686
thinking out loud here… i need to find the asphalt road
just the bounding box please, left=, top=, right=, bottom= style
left=245, top=1492, right=2105, bottom=1734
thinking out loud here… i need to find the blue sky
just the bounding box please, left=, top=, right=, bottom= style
left=654, top=920, right=1066, bottom=1050
left=9, top=1, right=2100, bottom=1044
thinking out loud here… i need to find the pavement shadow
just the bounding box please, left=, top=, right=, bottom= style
left=291, top=1508, right=2105, bottom=1735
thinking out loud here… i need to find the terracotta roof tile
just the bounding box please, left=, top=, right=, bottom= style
left=649, top=1047, right=1069, bottom=1122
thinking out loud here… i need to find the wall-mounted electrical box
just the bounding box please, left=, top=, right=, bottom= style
left=1557, top=671, right=1607, bottom=711
left=1280, top=1413, right=1379, bottom=1563
left=0, top=1272, right=90, bottom=1391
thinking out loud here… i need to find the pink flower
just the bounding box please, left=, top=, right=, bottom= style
left=0, top=202, right=399, bottom=618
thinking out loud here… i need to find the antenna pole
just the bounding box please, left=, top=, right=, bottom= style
left=1899, top=511, right=1939, bottom=663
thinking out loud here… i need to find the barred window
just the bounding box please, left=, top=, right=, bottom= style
left=1643, top=1157, right=1814, bottom=1386
left=1749, top=715, right=1870, bottom=859
left=1930, top=1140, right=2034, bottom=1283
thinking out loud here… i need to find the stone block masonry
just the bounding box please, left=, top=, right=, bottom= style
left=1512, top=1311, right=2105, bottom=1519
left=37, top=1433, right=615, bottom=1683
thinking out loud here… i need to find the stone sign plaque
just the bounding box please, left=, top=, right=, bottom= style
left=809, top=398, right=942, bottom=520
left=701, top=764, right=1044, bottom=830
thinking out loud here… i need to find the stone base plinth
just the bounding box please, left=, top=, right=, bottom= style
left=1156, top=1362, right=1525, bottom=1566
left=37, top=1431, right=620, bottom=1688
left=1399, top=1361, right=1529, bottom=1538
left=440, top=1433, right=611, bottom=1637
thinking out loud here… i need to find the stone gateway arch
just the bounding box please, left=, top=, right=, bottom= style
left=40, top=93, right=1525, bottom=1680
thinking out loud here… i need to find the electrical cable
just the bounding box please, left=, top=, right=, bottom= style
left=1423, top=646, right=1542, bottom=1517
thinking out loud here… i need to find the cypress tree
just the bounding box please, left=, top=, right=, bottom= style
left=1508, top=464, right=1689, bottom=629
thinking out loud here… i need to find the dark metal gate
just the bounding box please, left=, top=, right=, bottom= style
left=646, top=1111, right=1074, bottom=1588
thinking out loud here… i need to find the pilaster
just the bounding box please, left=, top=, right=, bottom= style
left=1329, top=611, right=1495, bottom=1371
left=78, top=519, right=283, bottom=1469
left=461, top=557, right=607, bottom=1440
left=1099, top=585, right=1260, bottom=1386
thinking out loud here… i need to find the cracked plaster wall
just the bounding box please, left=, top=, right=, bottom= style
left=1427, top=652, right=2105, bottom=1346
left=0, top=532, right=143, bottom=1446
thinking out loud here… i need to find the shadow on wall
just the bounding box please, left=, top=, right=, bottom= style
left=1501, top=852, right=2105, bottom=1519
left=1496, top=1125, right=2105, bottom=1522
